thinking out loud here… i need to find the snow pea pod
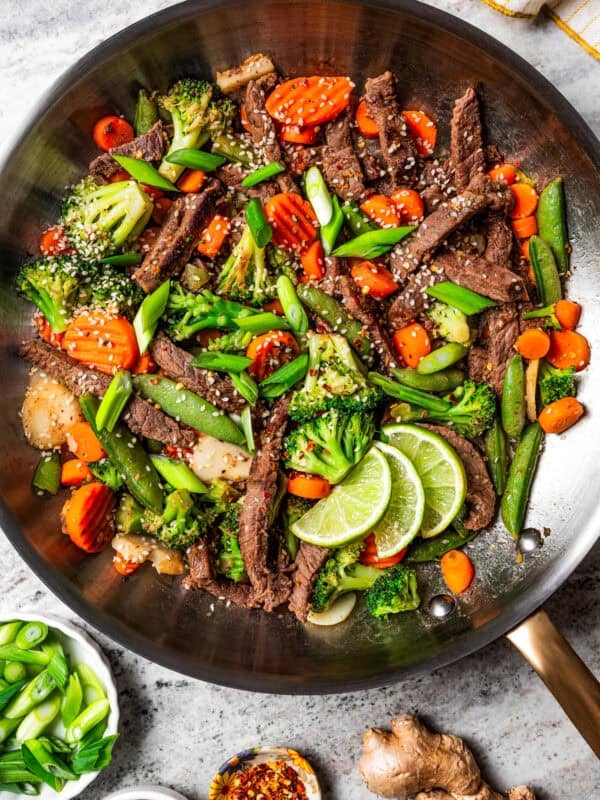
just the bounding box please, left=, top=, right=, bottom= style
left=501, top=355, right=526, bottom=439
left=501, top=422, right=544, bottom=538
left=529, top=235, right=562, bottom=306
left=32, top=453, right=61, bottom=496
left=392, top=367, right=465, bottom=393
left=484, top=416, right=508, bottom=495
left=133, top=374, right=245, bottom=447
left=407, top=525, right=477, bottom=562
left=537, top=177, right=569, bottom=274
left=416, top=343, right=468, bottom=375
left=134, top=89, right=158, bottom=136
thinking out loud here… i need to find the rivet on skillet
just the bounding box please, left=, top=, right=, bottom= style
left=518, top=528, right=543, bottom=554
left=428, top=594, right=456, bottom=618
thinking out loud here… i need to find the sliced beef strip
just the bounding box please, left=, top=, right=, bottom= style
left=321, top=111, right=365, bottom=201
left=364, top=71, right=417, bottom=185
left=418, top=159, right=455, bottom=213
left=133, top=181, right=221, bottom=293
left=387, top=264, right=443, bottom=329
left=184, top=538, right=261, bottom=608
left=484, top=213, right=514, bottom=266
left=434, top=251, right=527, bottom=303
left=245, top=75, right=296, bottom=194
left=467, top=303, right=520, bottom=394
left=289, top=542, right=331, bottom=623
left=283, top=143, right=324, bottom=177
left=19, top=340, right=195, bottom=447
left=89, top=121, right=168, bottom=183
left=450, top=88, right=485, bottom=191
left=467, top=173, right=514, bottom=215
left=150, top=333, right=245, bottom=414
left=419, top=423, right=495, bottom=531
left=238, top=395, right=292, bottom=610
left=359, top=148, right=385, bottom=183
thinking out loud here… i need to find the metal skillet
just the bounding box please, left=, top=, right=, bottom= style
left=0, top=0, right=598, bottom=754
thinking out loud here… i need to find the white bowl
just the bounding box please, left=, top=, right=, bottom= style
left=104, top=787, right=189, bottom=800
left=0, top=612, right=119, bottom=800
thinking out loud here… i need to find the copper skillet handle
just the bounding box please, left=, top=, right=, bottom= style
left=506, top=608, right=600, bottom=757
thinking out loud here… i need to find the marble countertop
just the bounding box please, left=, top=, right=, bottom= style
left=0, top=1, right=599, bottom=798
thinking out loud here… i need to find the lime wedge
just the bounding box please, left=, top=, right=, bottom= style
left=291, top=447, right=392, bottom=547
left=382, top=423, right=467, bottom=538
left=372, top=442, right=425, bottom=557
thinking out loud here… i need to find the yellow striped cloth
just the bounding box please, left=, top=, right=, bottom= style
left=481, top=0, right=600, bottom=59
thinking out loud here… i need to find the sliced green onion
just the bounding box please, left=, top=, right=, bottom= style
left=234, top=312, right=290, bottom=334
left=321, top=195, right=344, bottom=255
left=95, top=370, right=132, bottom=432
left=61, top=673, right=83, bottom=728
left=133, top=279, right=170, bottom=354
left=259, top=353, right=309, bottom=399
left=0, top=682, right=26, bottom=714
left=74, top=664, right=105, bottom=707
left=229, top=371, right=259, bottom=405
left=332, top=226, right=415, bottom=258
left=165, top=148, right=226, bottom=172
left=42, top=641, right=68, bottom=691
left=304, top=166, right=333, bottom=226
left=14, top=624, right=46, bottom=654
left=242, top=161, right=286, bottom=188
left=70, top=734, right=118, bottom=775
left=4, top=670, right=55, bottom=719
left=276, top=276, right=309, bottom=335
left=0, top=718, right=20, bottom=745
left=3, top=664, right=26, bottom=684
left=65, top=698, right=110, bottom=744
left=15, top=693, right=61, bottom=742
left=240, top=405, right=255, bottom=454
left=112, top=154, right=179, bottom=192
left=0, top=648, right=49, bottom=668
left=99, top=253, right=143, bottom=267
left=341, top=200, right=378, bottom=235
left=149, top=456, right=207, bottom=494
left=22, top=739, right=76, bottom=787
left=31, top=453, right=61, bottom=496
left=190, top=352, right=252, bottom=373
left=0, top=624, right=22, bottom=647
left=425, top=281, right=497, bottom=315
left=245, top=198, right=272, bottom=248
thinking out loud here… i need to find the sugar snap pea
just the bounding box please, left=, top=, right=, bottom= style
left=416, top=343, right=468, bottom=375
left=484, top=417, right=508, bottom=496
left=529, top=235, right=562, bottom=307
left=134, top=88, right=158, bottom=136
left=501, top=422, right=544, bottom=538
left=133, top=374, right=245, bottom=447
left=392, top=367, right=465, bottom=393
left=501, top=355, right=526, bottom=439
left=406, top=525, right=478, bottom=562
left=537, top=177, right=569, bottom=274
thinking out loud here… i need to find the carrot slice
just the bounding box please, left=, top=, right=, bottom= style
left=265, top=76, right=354, bottom=127
left=34, top=313, right=65, bottom=348
left=514, top=328, right=550, bottom=360
left=113, top=552, right=142, bottom=576
left=240, top=104, right=251, bottom=133
left=351, top=261, right=398, bottom=299
left=441, top=549, right=474, bottom=594
left=39, top=225, right=73, bottom=257
left=512, top=216, right=538, bottom=239
left=92, top=115, right=134, bottom=151
left=132, top=352, right=157, bottom=375
left=359, top=534, right=406, bottom=567
left=355, top=100, right=379, bottom=139
left=246, top=330, right=300, bottom=381
left=61, top=459, right=92, bottom=487
left=510, top=183, right=539, bottom=219
left=62, top=311, right=139, bottom=374
left=279, top=124, right=320, bottom=145
left=65, top=421, right=106, bottom=463
left=152, top=197, right=173, bottom=226
left=301, top=240, right=325, bottom=280
left=264, top=192, right=318, bottom=253
left=60, top=482, right=116, bottom=553
left=287, top=472, right=331, bottom=499
left=547, top=329, right=590, bottom=371
left=140, top=184, right=164, bottom=200
left=554, top=300, right=581, bottom=331
left=108, top=170, right=132, bottom=184
left=197, top=214, right=231, bottom=259
left=538, top=396, right=584, bottom=434
left=488, top=163, right=517, bottom=184
left=390, top=188, right=425, bottom=223
left=402, top=110, right=437, bottom=157
left=263, top=299, right=285, bottom=316
left=177, top=169, right=206, bottom=193
left=392, top=322, right=431, bottom=368
left=360, top=195, right=400, bottom=228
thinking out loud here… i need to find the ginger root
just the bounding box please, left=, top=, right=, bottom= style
left=359, top=715, right=536, bottom=800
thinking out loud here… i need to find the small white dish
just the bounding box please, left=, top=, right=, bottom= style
left=0, top=612, right=119, bottom=800
left=104, top=787, right=189, bottom=800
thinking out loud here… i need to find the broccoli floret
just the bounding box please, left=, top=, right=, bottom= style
left=116, top=494, right=145, bottom=534
left=142, top=488, right=206, bottom=550
left=521, top=303, right=562, bottom=330
left=267, top=246, right=300, bottom=283
left=207, top=328, right=253, bottom=352
left=217, top=225, right=274, bottom=304
left=205, top=96, right=237, bottom=139
left=88, top=458, right=124, bottom=492
left=311, top=542, right=382, bottom=613
left=62, top=177, right=153, bottom=260
left=289, top=332, right=381, bottom=422
left=539, top=359, right=576, bottom=407
left=16, top=256, right=144, bottom=332
left=215, top=501, right=247, bottom=583
left=157, top=79, right=214, bottom=183
left=364, top=564, right=420, bottom=618
left=284, top=408, right=375, bottom=485
left=427, top=302, right=472, bottom=345
left=164, top=284, right=259, bottom=341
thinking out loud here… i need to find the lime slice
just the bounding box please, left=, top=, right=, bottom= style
left=372, top=442, right=425, bottom=557
left=291, top=447, right=392, bottom=547
left=382, top=423, right=467, bottom=538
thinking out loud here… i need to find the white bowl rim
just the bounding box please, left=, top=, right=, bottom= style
left=103, top=786, right=189, bottom=800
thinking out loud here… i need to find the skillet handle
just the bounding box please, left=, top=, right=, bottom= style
left=506, top=608, right=600, bottom=757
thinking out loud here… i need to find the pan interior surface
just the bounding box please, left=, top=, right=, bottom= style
left=0, top=0, right=598, bottom=692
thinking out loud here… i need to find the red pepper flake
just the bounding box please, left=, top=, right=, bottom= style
left=224, top=760, right=307, bottom=799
